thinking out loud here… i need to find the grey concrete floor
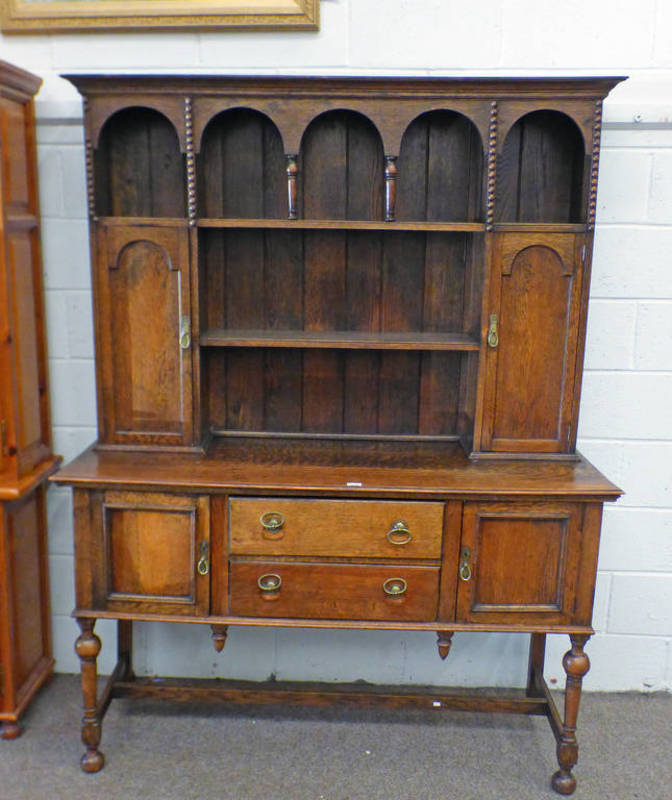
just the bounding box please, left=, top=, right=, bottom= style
left=0, top=675, right=670, bottom=800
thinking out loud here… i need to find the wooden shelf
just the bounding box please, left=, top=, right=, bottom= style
left=200, top=329, right=481, bottom=351
left=98, top=216, right=189, bottom=227
left=198, top=218, right=485, bottom=232
left=97, top=218, right=586, bottom=234
left=492, top=223, right=586, bottom=233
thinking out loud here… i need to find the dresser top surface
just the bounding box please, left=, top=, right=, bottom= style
left=53, top=439, right=621, bottom=501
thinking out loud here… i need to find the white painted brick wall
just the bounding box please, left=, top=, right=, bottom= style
left=2, top=0, right=671, bottom=692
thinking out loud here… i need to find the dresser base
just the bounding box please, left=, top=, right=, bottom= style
left=76, top=619, right=590, bottom=794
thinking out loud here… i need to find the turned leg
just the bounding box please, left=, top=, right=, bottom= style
left=526, top=633, right=546, bottom=697
left=117, top=619, right=134, bottom=680
left=551, top=634, right=591, bottom=795
left=75, top=618, right=105, bottom=773
left=0, top=720, right=22, bottom=739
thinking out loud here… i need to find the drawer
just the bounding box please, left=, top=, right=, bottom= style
left=229, top=498, right=444, bottom=558
left=229, top=561, right=440, bottom=621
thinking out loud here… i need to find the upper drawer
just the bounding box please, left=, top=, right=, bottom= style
left=229, top=498, right=444, bottom=559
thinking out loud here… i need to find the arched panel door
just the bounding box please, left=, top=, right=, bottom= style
left=96, top=226, right=193, bottom=446
left=479, top=234, right=584, bottom=453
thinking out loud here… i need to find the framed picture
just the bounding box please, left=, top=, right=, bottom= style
left=0, top=0, right=319, bottom=32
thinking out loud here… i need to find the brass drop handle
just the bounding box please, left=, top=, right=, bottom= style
left=386, top=520, right=412, bottom=546
left=382, top=577, right=407, bottom=597
left=257, top=573, right=282, bottom=593
left=180, top=316, right=191, bottom=350
left=197, top=541, right=210, bottom=576
left=458, top=546, right=472, bottom=582
left=259, top=511, right=285, bottom=536
left=487, top=314, right=499, bottom=348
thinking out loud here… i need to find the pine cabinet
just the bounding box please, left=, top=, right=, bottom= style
left=0, top=60, right=60, bottom=740
left=54, top=75, right=624, bottom=794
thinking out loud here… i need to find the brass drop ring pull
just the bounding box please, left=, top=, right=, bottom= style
left=487, top=314, right=499, bottom=349
left=386, top=520, right=412, bottom=546
left=259, top=511, right=285, bottom=536
left=382, top=577, right=407, bottom=597
left=179, top=315, right=191, bottom=350
left=197, top=541, right=210, bottom=576
left=257, top=573, right=282, bottom=593
left=458, top=546, right=472, bottom=582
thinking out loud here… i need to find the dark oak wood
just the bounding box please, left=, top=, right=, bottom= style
left=0, top=60, right=58, bottom=740
left=200, top=329, right=480, bottom=351
left=95, top=107, right=185, bottom=218
left=198, top=218, right=485, bottom=231
left=55, top=74, right=625, bottom=793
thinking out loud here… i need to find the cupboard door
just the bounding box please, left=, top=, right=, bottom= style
left=100, top=491, right=210, bottom=616
left=96, top=225, right=193, bottom=446
left=0, top=486, right=52, bottom=697
left=0, top=95, right=51, bottom=477
left=456, top=502, right=585, bottom=625
left=479, top=234, right=584, bottom=453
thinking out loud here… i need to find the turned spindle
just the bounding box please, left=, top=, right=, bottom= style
left=185, top=97, right=197, bottom=226
left=384, top=156, right=398, bottom=221
left=486, top=100, right=498, bottom=231
left=286, top=155, right=298, bottom=219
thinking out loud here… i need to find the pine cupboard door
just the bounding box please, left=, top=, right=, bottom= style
left=97, top=491, right=210, bottom=616
left=478, top=234, right=584, bottom=454
left=0, top=486, right=52, bottom=703
left=456, top=502, right=591, bottom=626
left=95, top=225, right=193, bottom=446
left=0, top=94, right=51, bottom=477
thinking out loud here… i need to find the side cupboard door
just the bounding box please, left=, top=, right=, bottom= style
left=95, top=225, right=193, bottom=447
left=479, top=233, right=584, bottom=454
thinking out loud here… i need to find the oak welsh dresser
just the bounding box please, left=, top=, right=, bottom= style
left=0, top=60, right=61, bottom=740
left=53, top=75, right=624, bottom=794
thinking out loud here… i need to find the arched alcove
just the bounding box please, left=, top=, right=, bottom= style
left=396, top=110, right=483, bottom=222
left=199, top=108, right=286, bottom=219
left=299, top=110, right=384, bottom=220
left=496, top=111, right=585, bottom=223
left=95, top=107, right=185, bottom=218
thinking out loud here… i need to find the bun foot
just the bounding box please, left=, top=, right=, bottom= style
left=81, top=749, right=105, bottom=773
left=0, top=720, right=22, bottom=739
left=551, top=769, right=576, bottom=795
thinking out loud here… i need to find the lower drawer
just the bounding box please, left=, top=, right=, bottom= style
left=229, top=561, right=439, bottom=621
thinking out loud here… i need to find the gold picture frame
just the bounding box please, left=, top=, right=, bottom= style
left=0, top=0, right=319, bottom=32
